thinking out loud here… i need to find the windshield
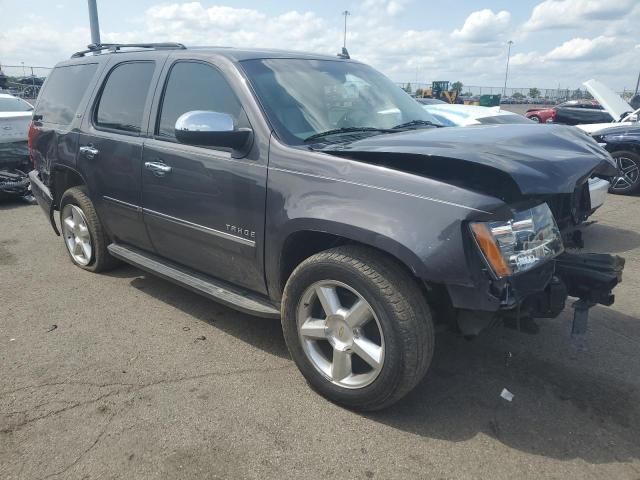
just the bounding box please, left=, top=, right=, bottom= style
left=241, top=58, right=440, bottom=144
left=0, top=97, right=33, bottom=112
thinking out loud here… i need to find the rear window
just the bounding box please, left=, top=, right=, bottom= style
left=34, top=63, right=98, bottom=125
left=95, top=61, right=155, bottom=134
left=0, top=97, right=33, bottom=112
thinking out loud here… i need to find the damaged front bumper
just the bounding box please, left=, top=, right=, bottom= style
left=448, top=251, right=625, bottom=336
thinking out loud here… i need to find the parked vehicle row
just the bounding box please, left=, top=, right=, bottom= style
left=27, top=43, right=624, bottom=410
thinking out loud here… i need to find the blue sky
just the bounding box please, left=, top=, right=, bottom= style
left=1, top=0, right=638, bottom=91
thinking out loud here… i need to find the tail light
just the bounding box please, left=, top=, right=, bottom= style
left=548, top=108, right=557, bottom=123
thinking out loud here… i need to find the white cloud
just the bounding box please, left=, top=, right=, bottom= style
left=544, top=35, right=618, bottom=61
left=525, top=0, right=636, bottom=31
left=362, top=0, right=410, bottom=16
left=451, top=9, right=511, bottom=43
left=1, top=1, right=638, bottom=92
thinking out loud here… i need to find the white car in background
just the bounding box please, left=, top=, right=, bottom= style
left=420, top=103, right=533, bottom=127
left=421, top=102, right=610, bottom=215
left=577, top=79, right=639, bottom=134
left=0, top=93, right=33, bottom=169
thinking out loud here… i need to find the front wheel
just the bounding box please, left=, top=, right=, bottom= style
left=609, top=150, right=640, bottom=195
left=281, top=246, right=434, bottom=410
left=529, top=115, right=541, bottom=123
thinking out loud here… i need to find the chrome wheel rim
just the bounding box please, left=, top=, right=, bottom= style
left=61, top=205, right=92, bottom=266
left=530, top=116, right=540, bottom=123
left=296, top=280, right=385, bottom=389
left=611, top=156, right=640, bottom=191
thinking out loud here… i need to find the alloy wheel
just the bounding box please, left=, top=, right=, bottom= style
left=296, top=280, right=384, bottom=389
left=61, top=204, right=93, bottom=266
left=611, top=155, right=640, bottom=192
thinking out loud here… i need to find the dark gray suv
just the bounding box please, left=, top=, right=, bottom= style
left=29, top=43, right=623, bottom=409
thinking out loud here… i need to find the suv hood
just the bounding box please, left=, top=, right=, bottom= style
left=322, top=124, right=616, bottom=198
left=584, top=79, right=634, bottom=121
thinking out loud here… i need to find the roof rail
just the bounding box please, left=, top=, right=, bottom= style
left=71, top=43, right=186, bottom=58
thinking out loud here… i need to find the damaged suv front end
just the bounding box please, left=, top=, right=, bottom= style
left=321, top=125, right=622, bottom=336
left=245, top=57, right=624, bottom=339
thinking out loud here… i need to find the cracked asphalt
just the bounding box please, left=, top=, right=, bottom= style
left=1, top=195, right=640, bottom=479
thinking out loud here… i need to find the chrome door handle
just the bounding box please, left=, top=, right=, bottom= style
left=144, top=161, right=172, bottom=176
left=79, top=145, right=99, bottom=159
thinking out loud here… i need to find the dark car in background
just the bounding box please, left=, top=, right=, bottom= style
left=526, top=100, right=612, bottom=125
left=28, top=43, right=624, bottom=410
left=591, top=124, right=640, bottom=194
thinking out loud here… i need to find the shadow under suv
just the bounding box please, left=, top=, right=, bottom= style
left=28, top=43, right=623, bottom=410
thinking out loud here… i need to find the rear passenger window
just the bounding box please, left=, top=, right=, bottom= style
left=157, top=61, right=249, bottom=140
left=34, top=63, right=97, bottom=125
left=95, top=62, right=155, bottom=134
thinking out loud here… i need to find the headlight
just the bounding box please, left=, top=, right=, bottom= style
left=470, top=203, right=564, bottom=278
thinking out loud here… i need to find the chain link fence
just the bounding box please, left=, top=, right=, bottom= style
left=396, top=81, right=636, bottom=104
left=0, top=65, right=53, bottom=101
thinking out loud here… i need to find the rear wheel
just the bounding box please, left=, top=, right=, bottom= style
left=281, top=246, right=434, bottom=410
left=529, top=115, right=541, bottom=123
left=59, top=186, right=119, bottom=272
left=609, top=150, right=640, bottom=195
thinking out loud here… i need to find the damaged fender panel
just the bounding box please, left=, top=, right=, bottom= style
left=265, top=135, right=511, bottom=299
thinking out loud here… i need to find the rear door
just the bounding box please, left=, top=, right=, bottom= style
left=78, top=58, right=163, bottom=251
left=141, top=59, right=268, bottom=293
left=30, top=63, right=100, bottom=181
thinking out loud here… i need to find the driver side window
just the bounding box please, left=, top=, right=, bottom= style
left=156, top=61, right=249, bottom=140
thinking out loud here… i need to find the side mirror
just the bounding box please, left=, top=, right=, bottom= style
left=174, top=111, right=252, bottom=151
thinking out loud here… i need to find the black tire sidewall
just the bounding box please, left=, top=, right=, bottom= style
left=282, top=256, right=411, bottom=409
left=59, top=187, right=109, bottom=272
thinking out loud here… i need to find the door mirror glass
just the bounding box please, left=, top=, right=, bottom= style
left=175, top=110, right=252, bottom=150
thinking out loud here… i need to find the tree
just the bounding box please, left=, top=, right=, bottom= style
left=512, top=92, right=525, bottom=100
left=571, top=88, right=583, bottom=100
left=529, top=88, right=541, bottom=99
left=404, top=82, right=412, bottom=94
left=451, top=81, right=463, bottom=92
left=415, top=88, right=424, bottom=97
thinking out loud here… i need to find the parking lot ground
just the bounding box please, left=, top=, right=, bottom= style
left=1, top=195, right=640, bottom=480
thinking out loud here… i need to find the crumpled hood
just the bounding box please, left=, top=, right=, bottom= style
left=322, top=124, right=617, bottom=196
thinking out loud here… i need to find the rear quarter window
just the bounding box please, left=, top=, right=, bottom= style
left=34, top=63, right=98, bottom=125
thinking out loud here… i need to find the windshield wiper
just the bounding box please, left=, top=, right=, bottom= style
left=392, top=119, right=442, bottom=130
left=303, top=127, right=395, bottom=143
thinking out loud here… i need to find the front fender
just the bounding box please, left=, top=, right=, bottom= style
left=264, top=138, right=508, bottom=300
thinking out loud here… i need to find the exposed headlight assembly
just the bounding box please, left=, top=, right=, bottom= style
left=470, top=203, right=564, bottom=278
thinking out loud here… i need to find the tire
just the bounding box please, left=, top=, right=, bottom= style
left=281, top=245, right=434, bottom=410
left=529, top=115, right=541, bottom=123
left=59, top=186, right=119, bottom=272
left=608, top=150, right=640, bottom=195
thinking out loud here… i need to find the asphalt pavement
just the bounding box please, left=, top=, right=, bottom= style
left=1, top=195, right=639, bottom=479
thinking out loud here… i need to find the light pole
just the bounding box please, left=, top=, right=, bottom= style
left=88, top=0, right=101, bottom=46
left=342, top=10, right=350, bottom=49
left=503, top=40, right=513, bottom=97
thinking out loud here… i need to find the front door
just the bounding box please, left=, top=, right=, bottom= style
left=79, top=59, right=160, bottom=251
left=141, top=60, right=268, bottom=294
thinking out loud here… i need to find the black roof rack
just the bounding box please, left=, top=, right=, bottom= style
left=71, top=42, right=186, bottom=58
